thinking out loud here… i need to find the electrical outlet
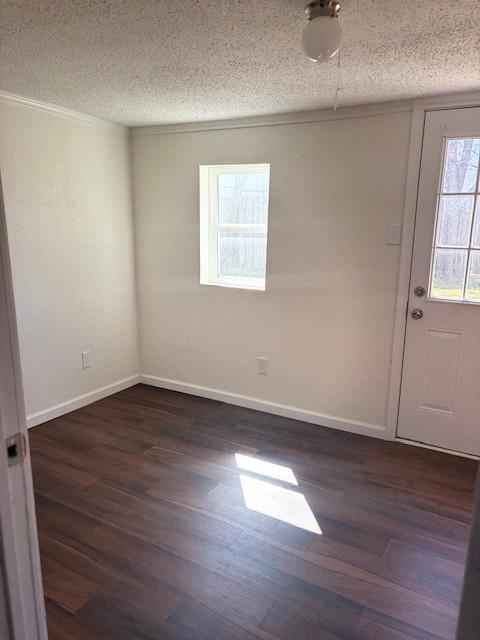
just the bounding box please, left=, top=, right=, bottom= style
left=81, top=350, right=92, bottom=369
left=257, top=357, right=268, bottom=375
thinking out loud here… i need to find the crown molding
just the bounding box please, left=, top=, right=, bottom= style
left=2, top=89, right=477, bottom=137
left=129, top=90, right=480, bottom=136
left=130, top=99, right=414, bottom=136
left=413, top=90, right=480, bottom=111
left=0, top=90, right=126, bottom=132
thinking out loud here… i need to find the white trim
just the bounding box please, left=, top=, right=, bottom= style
left=395, top=438, right=479, bottom=461
left=140, top=374, right=386, bottom=439
left=131, top=99, right=414, bottom=136
left=130, top=92, right=480, bottom=137
left=385, top=103, right=426, bottom=440
left=413, top=91, right=480, bottom=112
left=2, top=89, right=478, bottom=136
left=3, top=90, right=478, bottom=137
left=26, top=375, right=141, bottom=429
left=386, top=91, right=480, bottom=443
left=0, top=173, right=47, bottom=639
left=0, top=90, right=126, bottom=132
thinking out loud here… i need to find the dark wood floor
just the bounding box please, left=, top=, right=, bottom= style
left=29, top=384, right=477, bottom=640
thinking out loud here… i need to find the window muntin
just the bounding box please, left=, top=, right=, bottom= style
left=429, top=138, right=480, bottom=302
left=200, top=164, right=270, bottom=290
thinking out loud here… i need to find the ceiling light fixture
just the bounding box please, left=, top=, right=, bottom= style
left=301, top=0, right=342, bottom=63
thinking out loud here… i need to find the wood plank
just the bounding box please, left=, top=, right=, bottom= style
left=45, top=599, right=104, bottom=640
left=40, top=556, right=98, bottom=613
left=28, top=384, right=476, bottom=640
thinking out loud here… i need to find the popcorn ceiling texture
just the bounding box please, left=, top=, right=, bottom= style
left=0, top=0, right=479, bottom=126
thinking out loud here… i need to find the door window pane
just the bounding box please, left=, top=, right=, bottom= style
left=218, top=172, right=269, bottom=224
left=472, top=200, right=480, bottom=249
left=429, top=137, right=480, bottom=303
left=436, top=195, right=474, bottom=247
left=218, top=232, right=267, bottom=279
left=442, top=138, right=480, bottom=193
left=431, top=249, right=468, bottom=300
left=466, top=251, right=480, bottom=301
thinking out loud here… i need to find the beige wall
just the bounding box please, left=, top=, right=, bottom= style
left=0, top=99, right=412, bottom=436
left=131, top=112, right=411, bottom=434
left=0, top=100, right=140, bottom=419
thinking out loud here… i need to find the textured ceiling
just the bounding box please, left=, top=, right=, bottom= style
left=1, top=0, right=479, bottom=126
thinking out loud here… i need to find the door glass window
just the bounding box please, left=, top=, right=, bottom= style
left=430, top=138, right=480, bottom=302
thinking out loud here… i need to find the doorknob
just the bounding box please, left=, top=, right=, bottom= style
left=411, top=308, right=423, bottom=320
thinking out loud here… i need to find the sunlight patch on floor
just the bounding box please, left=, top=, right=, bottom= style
left=238, top=473, right=322, bottom=535
left=235, top=453, right=298, bottom=485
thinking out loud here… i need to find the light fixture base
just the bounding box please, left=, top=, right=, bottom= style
left=305, top=0, right=341, bottom=20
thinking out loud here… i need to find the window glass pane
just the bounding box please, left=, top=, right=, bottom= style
left=435, top=195, right=474, bottom=247
left=218, top=172, right=269, bottom=224
left=466, top=251, right=480, bottom=301
left=442, top=138, right=480, bottom=193
left=472, top=200, right=480, bottom=249
left=431, top=249, right=467, bottom=300
left=218, top=232, right=266, bottom=279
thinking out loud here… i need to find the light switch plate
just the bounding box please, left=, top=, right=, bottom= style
left=82, top=350, right=92, bottom=369
left=257, top=357, right=268, bottom=375
left=386, top=223, right=402, bottom=246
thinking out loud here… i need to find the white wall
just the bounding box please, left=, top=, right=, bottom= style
left=131, top=112, right=411, bottom=435
left=0, top=99, right=140, bottom=422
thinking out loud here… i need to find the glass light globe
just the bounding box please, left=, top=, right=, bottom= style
left=301, top=16, right=342, bottom=62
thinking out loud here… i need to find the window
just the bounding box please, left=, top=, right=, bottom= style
left=430, top=137, right=480, bottom=302
left=199, top=164, right=270, bottom=290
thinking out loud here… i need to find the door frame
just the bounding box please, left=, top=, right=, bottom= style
left=386, top=90, right=480, bottom=449
left=0, top=174, right=48, bottom=640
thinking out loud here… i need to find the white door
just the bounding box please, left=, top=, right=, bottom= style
left=0, top=176, right=48, bottom=640
left=398, top=107, right=480, bottom=456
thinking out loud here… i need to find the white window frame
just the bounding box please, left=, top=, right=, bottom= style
left=199, top=163, right=270, bottom=291
left=428, top=136, right=480, bottom=303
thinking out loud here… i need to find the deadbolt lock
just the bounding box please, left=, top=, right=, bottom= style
left=414, top=286, right=426, bottom=297
left=5, top=433, right=25, bottom=468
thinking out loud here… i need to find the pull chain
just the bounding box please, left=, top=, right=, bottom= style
left=333, top=49, right=341, bottom=111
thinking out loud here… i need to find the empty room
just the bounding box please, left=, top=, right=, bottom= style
left=0, top=1, right=480, bottom=639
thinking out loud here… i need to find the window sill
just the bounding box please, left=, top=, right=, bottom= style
left=200, top=278, right=266, bottom=292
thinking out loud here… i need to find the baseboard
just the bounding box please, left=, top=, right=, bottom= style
left=26, top=371, right=387, bottom=439
left=395, top=438, right=479, bottom=460
left=26, top=374, right=141, bottom=428
left=140, top=374, right=386, bottom=440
